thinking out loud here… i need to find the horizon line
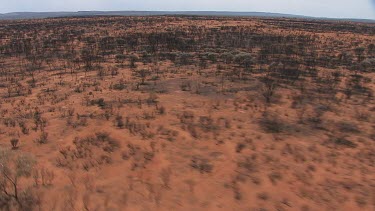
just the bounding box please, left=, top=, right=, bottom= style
left=1, top=10, right=374, bottom=21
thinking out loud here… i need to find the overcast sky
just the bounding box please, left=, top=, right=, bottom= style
left=1, top=0, right=374, bottom=19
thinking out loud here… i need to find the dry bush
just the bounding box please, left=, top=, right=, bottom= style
left=124, top=118, right=154, bottom=139
left=237, top=156, right=258, bottom=175
left=35, top=131, right=48, bottom=144
left=178, top=111, right=221, bottom=139
left=122, top=144, right=155, bottom=171
left=337, top=121, right=360, bottom=133
left=268, top=171, right=283, bottom=185
left=111, top=79, right=127, bottom=90
left=259, top=113, right=285, bottom=133
left=160, top=168, right=172, bottom=188
left=257, top=192, right=270, bottom=201
left=333, top=137, right=357, bottom=148
left=190, top=156, right=213, bottom=173
left=10, top=139, right=19, bottom=150
left=115, top=115, right=125, bottom=128
left=261, top=77, right=278, bottom=104
left=57, top=132, right=120, bottom=170
left=33, top=167, right=55, bottom=187
left=18, top=122, right=29, bottom=135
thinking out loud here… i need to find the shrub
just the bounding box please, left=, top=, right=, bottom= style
left=257, top=192, right=269, bottom=201
left=19, top=122, right=29, bottom=135
left=91, top=98, right=106, bottom=109
left=146, top=93, right=158, bottom=105
left=180, top=81, right=192, bottom=91
left=97, top=98, right=106, bottom=108
left=158, top=106, right=166, bottom=115
left=35, top=131, right=48, bottom=144
left=10, top=139, right=19, bottom=150
left=259, top=113, right=284, bottom=133
left=334, top=137, right=357, bottom=148
left=261, top=77, right=278, bottom=104
left=234, top=52, right=253, bottom=70
left=236, top=143, right=246, bottom=153
left=268, top=172, right=283, bottom=185
left=191, top=157, right=213, bottom=173
left=95, top=132, right=120, bottom=152
left=112, top=79, right=126, bottom=90
left=115, top=115, right=124, bottom=128
left=59, top=132, right=120, bottom=170
left=68, top=108, right=75, bottom=117
left=338, top=121, right=360, bottom=133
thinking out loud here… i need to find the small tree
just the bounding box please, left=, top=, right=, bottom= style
left=234, top=53, right=253, bottom=71
left=0, top=150, right=36, bottom=205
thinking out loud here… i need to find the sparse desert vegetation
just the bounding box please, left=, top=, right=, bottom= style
left=0, top=16, right=374, bottom=210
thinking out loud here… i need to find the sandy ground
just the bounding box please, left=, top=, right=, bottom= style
left=0, top=16, right=374, bottom=211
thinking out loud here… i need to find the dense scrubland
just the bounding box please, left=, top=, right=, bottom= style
left=0, top=16, right=374, bottom=210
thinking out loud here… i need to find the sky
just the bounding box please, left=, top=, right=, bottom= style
left=0, top=0, right=374, bottom=19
